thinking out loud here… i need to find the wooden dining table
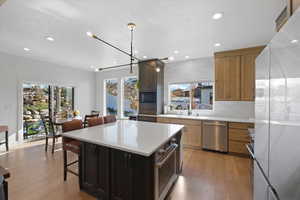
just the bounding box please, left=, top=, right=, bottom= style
left=0, top=126, right=8, bottom=152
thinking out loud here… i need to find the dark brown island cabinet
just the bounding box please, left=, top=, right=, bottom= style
left=79, top=131, right=182, bottom=200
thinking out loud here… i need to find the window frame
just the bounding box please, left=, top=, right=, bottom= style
left=168, top=81, right=214, bottom=111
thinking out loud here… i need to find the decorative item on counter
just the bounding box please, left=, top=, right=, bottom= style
left=73, top=110, right=82, bottom=120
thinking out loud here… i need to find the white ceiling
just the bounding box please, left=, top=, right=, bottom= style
left=0, top=0, right=285, bottom=71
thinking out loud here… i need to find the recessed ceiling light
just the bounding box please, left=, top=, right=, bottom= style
left=143, top=56, right=148, bottom=59
left=185, top=55, right=190, bottom=59
left=46, top=36, right=54, bottom=41
left=214, top=43, right=221, bottom=47
left=212, top=12, right=223, bottom=20
left=291, top=39, right=299, bottom=44
left=134, top=50, right=139, bottom=54
left=156, top=67, right=161, bottom=72
left=86, top=31, right=94, bottom=38
left=24, top=48, right=30, bottom=51
left=95, top=68, right=99, bottom=72
left=174, top=50, right=179, bottom=54
left=169, top=56, right=175, bottom=61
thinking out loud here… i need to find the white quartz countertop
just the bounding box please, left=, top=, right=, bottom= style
left=157, top=114, right=254, bottom=123
left=62, top=120, right=184, bottom=157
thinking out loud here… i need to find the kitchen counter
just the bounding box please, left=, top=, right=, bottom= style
left=157, top=114, right=254, bottom=123
left=62, top=120, right=184, bottom=157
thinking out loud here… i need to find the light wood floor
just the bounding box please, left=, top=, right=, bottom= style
left=0, top=141, right=252, bottom=200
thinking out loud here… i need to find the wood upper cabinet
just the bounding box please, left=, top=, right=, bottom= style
left=215, top=56, right=241, bottom=101
left=241, top=54, right=256, bottom=101
left=215, top=46, right=265, bottom=101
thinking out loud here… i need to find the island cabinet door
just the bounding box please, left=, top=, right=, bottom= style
left=111, top=149, right=155, bottom=200
left=80, top=143, right=110, bottom=200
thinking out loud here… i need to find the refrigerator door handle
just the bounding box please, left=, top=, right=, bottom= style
left=246, top=144, right=255, bottom=160
left=253, top=157, right=281, bottom=200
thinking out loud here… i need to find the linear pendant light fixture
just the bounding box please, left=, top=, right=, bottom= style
left=87, top=23, right=168, bottom=73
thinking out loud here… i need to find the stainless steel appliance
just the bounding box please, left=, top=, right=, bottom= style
left=253, top=9, right=300, bottom=200
left=202, top=121, right=228, bottom=152
left=154, top=137, right=178, bottom=200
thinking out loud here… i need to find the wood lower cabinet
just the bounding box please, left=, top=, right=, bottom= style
left=111, top=149, right=154, bottom=200
left=80, top=142, right=155, bottom=200
left=80, top=143, right=110, bottom=200
left=157, top=117, right=201, bottom=149
left=228, top=122, right=254, bottom=156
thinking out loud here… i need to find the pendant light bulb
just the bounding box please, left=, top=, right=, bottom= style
left=127, top=23, right=136, bottom=31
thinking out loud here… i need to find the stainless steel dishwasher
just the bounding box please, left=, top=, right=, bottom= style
left=202, top=120, right=228, bottom=152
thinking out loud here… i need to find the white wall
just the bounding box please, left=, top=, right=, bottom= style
left=0, top=52, right=96, bottom=147
left=96, top=57, right=254, bottom=119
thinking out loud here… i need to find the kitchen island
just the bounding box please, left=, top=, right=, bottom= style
left=62, top=120, right=184, bottom=200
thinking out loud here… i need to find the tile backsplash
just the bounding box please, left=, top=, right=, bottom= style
left=167, top=101, right=254, bottom=119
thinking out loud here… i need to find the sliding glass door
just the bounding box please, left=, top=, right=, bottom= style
left=23, top=83, right=74, bottom=139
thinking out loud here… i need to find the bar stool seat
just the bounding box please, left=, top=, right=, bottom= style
left=103, top=115, right=117, bottom=124
left=62, top=119, right=83, bottom=181
left=87, top=117, right=104, bottom=127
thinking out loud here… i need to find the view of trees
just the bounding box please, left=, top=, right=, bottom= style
left=23, top=84, right=74, bottom=139
left=123, top=77, right=138, bottom=117
left=105, top=79, right=118, bottom=115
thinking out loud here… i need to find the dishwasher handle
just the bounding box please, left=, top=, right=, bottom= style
left=203, top=122, right=227, bottom=127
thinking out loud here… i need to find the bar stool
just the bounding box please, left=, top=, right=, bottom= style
left=83, top=114, right=99, bottom=128
left=62, top=119, right=83, bottom=181
left=41, top=115, right=61, bottom=154
left=103, top=115, right=117, bottom=124
left=87, top=117, right=104, bottom=127
left=0, top=126, right=8, bottom=152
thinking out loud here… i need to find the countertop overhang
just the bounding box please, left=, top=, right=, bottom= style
left=62, top=120, right=184, bottom=157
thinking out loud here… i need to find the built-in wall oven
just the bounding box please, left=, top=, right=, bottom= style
left=154, top=137, right=178, bottom=200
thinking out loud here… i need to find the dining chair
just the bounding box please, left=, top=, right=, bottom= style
left=91, top=110, right=100, bottom=115
left=87, top=117, right=104, bottom=127
left=103, top=115, right=117, bottom=124
left=83, top=114, right=99, bottom=128
left=62, top=119, right=83, bottom=181
left=41, top=115, right=61, bottom=154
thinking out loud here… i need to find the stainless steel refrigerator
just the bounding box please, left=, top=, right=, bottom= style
left=254, top=8, right=300, bottom=200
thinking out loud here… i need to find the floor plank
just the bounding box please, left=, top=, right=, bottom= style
left=0, top=141, right=252, bottom=200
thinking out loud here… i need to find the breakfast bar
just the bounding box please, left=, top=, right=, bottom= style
left=62, top=120, right=184, bottom=200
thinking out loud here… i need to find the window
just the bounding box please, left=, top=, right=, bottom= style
left=105, top=79, right=118, bottom=115
left=169, top=83, right=191, bottom=110
left=123, top=77, right=138, bottom=117
left=23, top=83, right=74, bottom=139
left=169, top=82, right=213, bottom=111
left=191, top=82, right=213, bottom=110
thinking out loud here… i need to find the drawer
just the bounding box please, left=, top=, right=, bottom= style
left=229, top=128, right=251, bottom=143
left=229, top=141, right=249, bottom=155
left=157, top=117, right=201, bottom=126
left=229, top=122, right=254, bottom=129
